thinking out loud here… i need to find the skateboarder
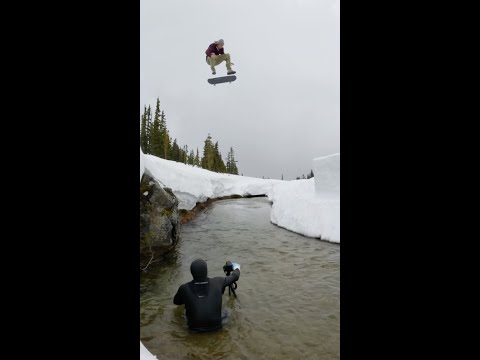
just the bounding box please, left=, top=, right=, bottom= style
left=205, top=39, right=236, bottom=76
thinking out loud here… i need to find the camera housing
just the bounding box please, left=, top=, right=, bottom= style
left=223, top=261, right=233, bottom=274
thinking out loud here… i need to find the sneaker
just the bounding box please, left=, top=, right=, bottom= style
left=227, top=70, right=236, bottom=75
left=212, top=70, right=216, bottom=75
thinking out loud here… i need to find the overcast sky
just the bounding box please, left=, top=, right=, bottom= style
left=141, top=0, right=339, bottom=180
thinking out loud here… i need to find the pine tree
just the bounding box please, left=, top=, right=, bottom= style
left=194, top=148, right=200, bottom=166
left=179, top=144, right=186, bottom=164
left=201, top=134, right=215, bottom=170
left=162, top=128, right=170, bottom=159
left=159, top=110, right=171, bottom=159
left=140, top=105, right=148, bottom=152
left=307, top=169, right=314, bottom=179
left=177, top=142, right=183, bottom=163
left=150, top=98, right=162, bottom=157
left=183, top=145, right=189, bottom=164
left=281, top=174, right=284, bottom=180
left=226, top=147, right=239, bottom=175
left=230, top=153, right=238, bottom=175
left=147, top=105, right=153, bottom=154
left=213, top=141, right=226, bottom=173
left=171, top=139, right=180, bottom=161
left=144, top=106, right=152, bottom=154
left=225, top=148, right=231, bottom=173
left=188, top=150, right=195, bottom=165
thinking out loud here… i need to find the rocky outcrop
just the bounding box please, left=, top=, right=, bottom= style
left=140, top=171, right=180, bottom=270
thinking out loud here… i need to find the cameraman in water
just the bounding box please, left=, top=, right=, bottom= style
left=173, top=258, right=240, bottom=332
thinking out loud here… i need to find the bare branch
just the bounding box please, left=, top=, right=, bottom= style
left=140, top=244, right=155, bottom=272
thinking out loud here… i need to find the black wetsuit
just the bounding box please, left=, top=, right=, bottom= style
left=173, top=259, right=240, bottom=332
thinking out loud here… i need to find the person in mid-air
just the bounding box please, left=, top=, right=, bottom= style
left=173, top=258, right=240, bottom=332
left=205, top=39, right=236, bottom=76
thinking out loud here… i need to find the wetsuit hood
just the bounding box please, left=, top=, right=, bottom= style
left=190, top=259, right=208, bottom=281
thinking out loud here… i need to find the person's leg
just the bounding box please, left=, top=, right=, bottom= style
left=214, top=54, right=232, bottom=71
left=207, top=57, right=216, bottom=73
left=224, top=53, right=232, bottom=71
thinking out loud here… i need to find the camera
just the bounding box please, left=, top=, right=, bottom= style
left=222, top=260, right=238, bottom=297
left=223, top=261, right=233, bottom=274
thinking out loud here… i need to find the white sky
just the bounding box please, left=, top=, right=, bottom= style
left=141, top=0, right=339, bottom=180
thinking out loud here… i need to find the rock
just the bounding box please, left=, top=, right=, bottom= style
left=140, top=171, right=180, bottom=269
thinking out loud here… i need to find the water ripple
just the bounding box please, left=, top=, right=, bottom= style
left=141, top=198, right=339, bottom=359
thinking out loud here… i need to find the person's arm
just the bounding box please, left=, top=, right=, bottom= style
left=173, top=285, right=185, bottom=305
left=223, top=268, right=240, bottom=289
left=219, top=48, right=225, bottom=55
left=222, top=262, right=240, bottom=291
left=206, top=44, right=216, bottom=58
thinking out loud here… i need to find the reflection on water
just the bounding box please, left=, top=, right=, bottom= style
left=141, top=198, right=340, bottom=359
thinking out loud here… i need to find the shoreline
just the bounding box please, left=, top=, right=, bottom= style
left=179, top=195, right=267, bottom=224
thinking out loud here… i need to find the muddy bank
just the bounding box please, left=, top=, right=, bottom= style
left=179, top=194, right=267, bottom=224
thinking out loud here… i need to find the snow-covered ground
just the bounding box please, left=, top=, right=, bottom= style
left=143, top=153, right=282, bottom=210
left=269, top=177, right=339, bottom=241
left=269, top=154, right=339, bottom=241
left=140, top=149, right=339, bottom=358
left=140, top=341, right=158, bottom=360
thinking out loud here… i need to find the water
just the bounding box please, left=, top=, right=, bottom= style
left=140, top=198, right=340, bottom=359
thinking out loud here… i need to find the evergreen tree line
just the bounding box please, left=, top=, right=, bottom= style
left=296, top=170, right=314, bottom=180
left=140, top=98, right=239, bottom=175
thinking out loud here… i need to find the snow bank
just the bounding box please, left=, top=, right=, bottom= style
left=313, top=153, right=340, bottom=194
left=270, top=178, right=340, bottom=242
left=140, top=341, right=158, bottom=360
left=140, top=148, right=145, bottom=181
left=141, top=153, right=340, bottom=243
left=143, top=154, right=282, bottom=210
